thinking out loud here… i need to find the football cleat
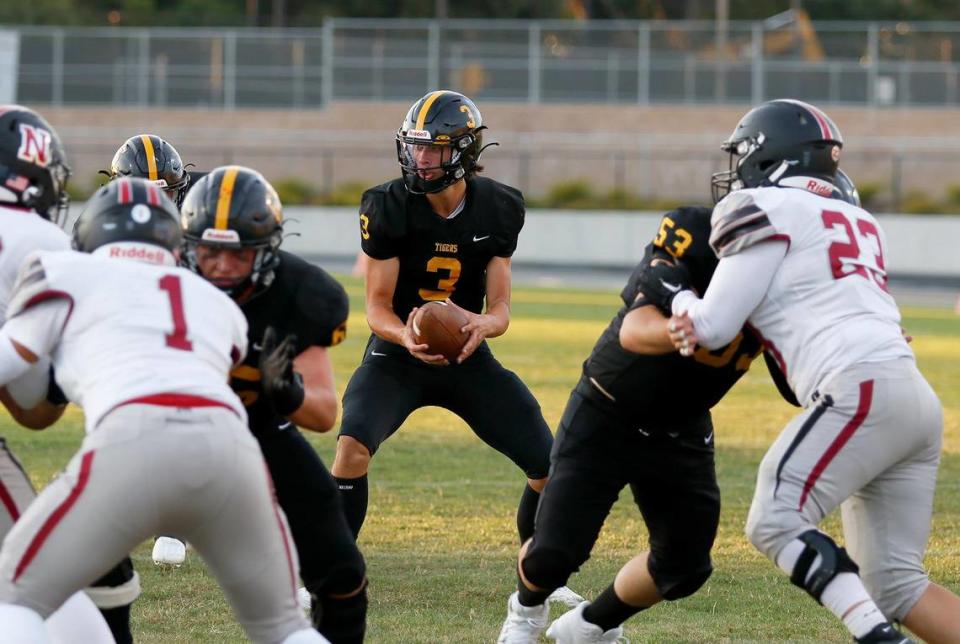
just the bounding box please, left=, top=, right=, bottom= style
left=854, top=623, right=915, bottom=644
left=546, top=601, right=626, bottom=643
left=297, top=586, right=312, bottom=611
left=548, top=586, right=586, bottom=608
left=151, top=536, right=186, bottom=566
left=497, top=591, right=549, bottom=643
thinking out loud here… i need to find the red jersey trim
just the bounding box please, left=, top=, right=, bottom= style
left=798, top=380, right=874, bottom=511
left=115, top=393, right=239, bottom=416
left=0, top=478, right=20, bottom=522
left=14, top=450, right=95, bottom=581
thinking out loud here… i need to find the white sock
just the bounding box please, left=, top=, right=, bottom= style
left=775, top=537, right=886, bottom=638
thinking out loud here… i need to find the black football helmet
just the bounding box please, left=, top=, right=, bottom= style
left=711, top=99, right=843, bottom=203
left=108, top=134, right=190, bottom=207
left=396, top=90, right=493, bottom=194
left=73, top=177, right=182, bottom=255
left=180, top=165, right=283, bottom=297
left=834, top=168, right=861, bottom=207
left=0, top=105, right=71, bottom=224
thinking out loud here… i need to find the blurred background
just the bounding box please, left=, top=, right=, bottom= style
left=2, top=1, right=960, bottom=296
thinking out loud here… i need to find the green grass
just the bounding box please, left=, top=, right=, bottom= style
left=4, top=277, right=959, bottom=642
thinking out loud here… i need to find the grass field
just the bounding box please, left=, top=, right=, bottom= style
left=3, top=276, right=959, bottom=643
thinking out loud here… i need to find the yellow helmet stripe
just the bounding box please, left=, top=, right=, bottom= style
left=214, top=166, right=240, bottom=230
left=415, top=90, right=446, bottom=131
left=139, top=135, right=158, bottom=181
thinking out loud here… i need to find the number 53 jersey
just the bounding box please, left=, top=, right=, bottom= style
left=710, top=186, right=913, bottom=405
left=358, top=176, right=524, bottom=319
left=6, top=250, right=249, bottom=431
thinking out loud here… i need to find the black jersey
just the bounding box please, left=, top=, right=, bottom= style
left=359, top=176, right=524, bottom=320
left=581, top=206, right=763, bottom=432
left=230, top=250, right=349, bottom=434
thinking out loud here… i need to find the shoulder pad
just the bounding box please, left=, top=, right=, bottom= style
left=7, top=252, right=61, bottom=320
left=359, top=181, right=407, bottom=259
left=709, top=191, right=778, bottom=258
left=288, top=259, right=350, bottom=347
left=471, top=177, right=525, bottom=255
left=651, top=206, right=712, bottom=261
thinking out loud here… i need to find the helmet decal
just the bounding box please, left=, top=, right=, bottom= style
left=215, top=166, right=240, bottom=230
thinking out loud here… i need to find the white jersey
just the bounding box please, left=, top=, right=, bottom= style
left=0, top=206, right=70, bottom=322
left=4, top=249, right=248, bottom=431
left=709, top=185, right=912, bottom=404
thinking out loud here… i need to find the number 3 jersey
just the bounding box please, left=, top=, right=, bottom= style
left=4, top=250, right=249, bottom=431
left=359, top=176, right=524, bottom=320
left=710, top=186, right=912, bottom=405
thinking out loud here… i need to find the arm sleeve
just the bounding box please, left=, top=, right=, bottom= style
left=359, top=189, right=403, bottom=260
left=671, top=240, right=787, bottom=350
left=0, top=299, right=70, bottom=385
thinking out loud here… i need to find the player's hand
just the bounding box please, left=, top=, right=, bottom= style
left=258, top=326, right=306, bottom=415
left=667, top=313, right=699, bottom=357
left=453, top=305, right=503, bottom=364
left=636, top=257, right=694, bottom=314
left=401, top=308, right=449, bottom=365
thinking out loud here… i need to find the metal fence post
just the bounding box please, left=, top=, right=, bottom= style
left=138, top=29, right=150, bottom=106
left=637, top=22, right=650, bottom=105
left=322, top=18, right=334, bottom=106
left=867, top=22, right=879, bottom=106
left=528, top=22, right=541, bottom=104
left=51, top=29, right=64, bottom=106
left=751, top=22, right=764, bottom=104
left=428, top=20, right=440, bottom=90
left=224, top=31, right=237, bottom=110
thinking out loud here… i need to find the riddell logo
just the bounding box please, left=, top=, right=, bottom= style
left=17, top=124, right=52, bottom=167
left=201, top=228, right=241, bottom=243
left=806, top=180, right=834, bottom=196
left=108, top=244, right=167, bottom=264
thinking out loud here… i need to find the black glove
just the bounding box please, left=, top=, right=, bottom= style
left=634, top=258, right=693, bottom=314
left=258, top=326, right=305, bottom=416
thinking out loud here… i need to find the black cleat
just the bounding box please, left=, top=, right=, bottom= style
left=854, top=623, right=915, bottom=644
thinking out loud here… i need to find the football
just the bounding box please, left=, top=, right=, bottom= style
left=413, top=301, right=470, bottom=362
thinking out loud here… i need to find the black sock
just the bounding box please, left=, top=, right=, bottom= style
left=516, top=483, right=541, bottom=543
left=582, top=583, right=645, bottom=632
left=316, top=581, right=368, bottom=644
left=334, top=475, right=368, bottom=539
left=99, top=604, right=133, bottom=644
left=516, top=566, right=552, bottom=608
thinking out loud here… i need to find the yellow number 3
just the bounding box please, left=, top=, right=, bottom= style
left=459, top=104, right=476, bottom=129
left=359, top=213, right=370, bottom=240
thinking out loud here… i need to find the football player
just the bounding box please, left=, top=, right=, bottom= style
left=0, top=105, right=130, bottom=644
left=496, top=205, right=780, bottom=642
left=667, top=99, right=960, bottom=643
left=106, top=134, right=195, bottom=207
left=181, top=166, right=368, bottom=644
left=0, top=177, right=323, bottom=644
left=331, top=91, right=568, bottom=590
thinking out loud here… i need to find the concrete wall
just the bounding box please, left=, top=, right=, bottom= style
left=282, top=206, right=960, bottom=279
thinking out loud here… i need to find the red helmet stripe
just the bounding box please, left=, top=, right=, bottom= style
left=118, top=179, right=132, bottom=204
left=146, top=183, right=160, bottom=206
left=781, top=99, right=838, bottom=141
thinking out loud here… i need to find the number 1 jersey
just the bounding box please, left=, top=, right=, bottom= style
left=710, top=186, right=912, bottom=405
left=6, top=250, right=248, bottom=430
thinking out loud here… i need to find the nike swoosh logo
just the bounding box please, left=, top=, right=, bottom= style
left=660, top=279, right=682, bottom=294
left=370, top=350, right=387, bottom=357
left=252, top=342, right=264, bottom=351
left=704, top=432, right=714, bottom=444
left=278, top=421, right=292, bottom=430
left=472, top=235, right=490, bottom=242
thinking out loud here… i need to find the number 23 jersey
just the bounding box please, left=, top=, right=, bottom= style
left=710, top=186, right=912, bottom=405
left=359, top=176, right=524, bottom=320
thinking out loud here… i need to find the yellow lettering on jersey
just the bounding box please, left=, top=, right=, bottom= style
left=359, top=213, right=370, bottom=240
left=691, top=332, right=760, bottom=372
left=419, top=256, right=462, bottom=301
left=653, top=216, right=675, bottom=247
left=230, top=365, right=261, bottom=406
left=653, top=216, right=694, bottom=259
left=434, top=242, right=458, bottom=253
left=331, top=321, right=347, bottom=346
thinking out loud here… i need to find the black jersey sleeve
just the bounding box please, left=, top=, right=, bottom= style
left=295, top=269, right=350, bottom=348
left=359, top=184, right=406, bottom=260
left=488, top=181, right=525, bottom=258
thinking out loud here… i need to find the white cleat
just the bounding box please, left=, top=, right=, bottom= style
left=151, top=537, right=186, bottom=566
left=497, top=591, right=549, bottom=643
left=297, top=586, right=312, bottom=611
left=546, top=601, right=626, bottom=643
left=547, top=586, right=585, bottom=608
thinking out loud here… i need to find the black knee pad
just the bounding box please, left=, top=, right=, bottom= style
left=789, top=530, right=860, bottom=603
left=520, top=544, right=579, bottom=591
left=648, top=552, right=713, bottom=601
left=315, top=580, right=368, bottom=644
left=316, top=556, right=367, bottom=597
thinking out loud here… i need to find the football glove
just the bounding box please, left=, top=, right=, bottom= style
left=258, top=326, right=305, bottom=416
left=635, top=258, right=693, bottom=314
